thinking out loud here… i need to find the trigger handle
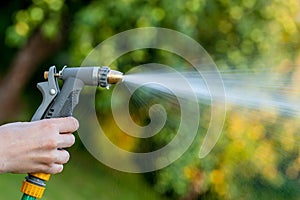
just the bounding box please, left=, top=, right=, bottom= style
left=31, top=66, right=59, bottom=121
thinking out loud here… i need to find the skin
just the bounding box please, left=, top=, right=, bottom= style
left=0, top=117, right=79, bottom=174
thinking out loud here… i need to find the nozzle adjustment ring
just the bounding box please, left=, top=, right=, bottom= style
left=99, top=66, right=110, bottom=87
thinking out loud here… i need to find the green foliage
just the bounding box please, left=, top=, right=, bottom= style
left=5, top=0, right=65, bottom=47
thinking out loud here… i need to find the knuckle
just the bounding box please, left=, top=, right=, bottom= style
left=43, top=137, right=58, bottom=149
left=39, top=120, right=59, bottom=133
left=40, top=120, right=54, bottom=129
left=45, top=157, right=55, bottom=165
left=39, top=165, right=51, bottom=174
left=43, top=151, right=57, bottom=164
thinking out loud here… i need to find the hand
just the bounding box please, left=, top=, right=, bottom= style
left=0, top=117, right=79, bottom=174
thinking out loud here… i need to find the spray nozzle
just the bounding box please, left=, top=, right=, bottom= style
left=98, top=66, right=123, bottom=88
left=44, top=66, right=123, bottom=88
left=107, top=69, right=123, bottom=84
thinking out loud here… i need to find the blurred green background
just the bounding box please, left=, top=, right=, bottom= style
left=1, top=0, right=300, bottom=199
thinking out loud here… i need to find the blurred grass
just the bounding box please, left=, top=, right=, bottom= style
left=0, top=145, right=166, bottom=200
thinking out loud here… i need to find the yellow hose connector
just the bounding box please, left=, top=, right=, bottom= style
left=20, top=173, right=51, bottom=198
left=30, top=173, right=51, bottom=181
left=20, top=181, right=45, bottom=199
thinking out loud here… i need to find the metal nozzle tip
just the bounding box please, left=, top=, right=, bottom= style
left=107, top=70, right=123, bottom=84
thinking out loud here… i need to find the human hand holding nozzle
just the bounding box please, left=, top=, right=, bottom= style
left=0, top=117, right=78, bottom=174
left=20, top=66, right=123, bottom=199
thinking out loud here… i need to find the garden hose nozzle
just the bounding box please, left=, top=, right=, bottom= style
left=20, top=66, right=123, bottom=199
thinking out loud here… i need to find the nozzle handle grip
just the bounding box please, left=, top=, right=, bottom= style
left=22, top=77, right=85, bottom=199
left=43, top=77, right=84, bottom=118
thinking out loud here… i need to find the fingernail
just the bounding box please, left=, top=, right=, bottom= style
left=72, top=117, right=79, bottom=130
left=70, top=117, right=79, bottom=130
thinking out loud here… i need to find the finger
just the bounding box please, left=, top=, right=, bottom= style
left=54, top=149, right=70, bottom=164
left=44, top=117, right=79, bottom=133
left=57, top=133, right=75, bottom=148
left=46, top=164, right=64, bottom=174
left=26, top=163, right=64, bottom=174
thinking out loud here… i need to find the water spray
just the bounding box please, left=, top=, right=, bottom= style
left=20, top=66, right=123, bottom=199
